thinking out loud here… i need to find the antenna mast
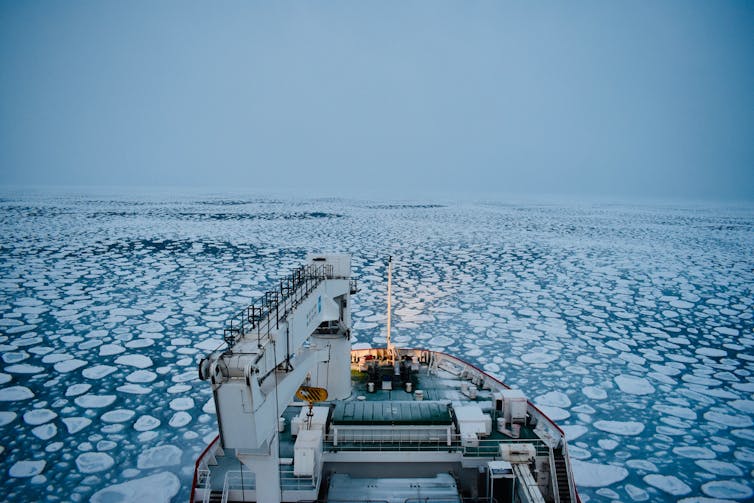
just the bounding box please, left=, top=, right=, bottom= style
left=387, top=256, right=395, bottom=362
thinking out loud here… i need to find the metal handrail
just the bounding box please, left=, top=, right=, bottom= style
left=324, top=433, right=547, bottom=456
left=223, top=263, right=335, bottom=351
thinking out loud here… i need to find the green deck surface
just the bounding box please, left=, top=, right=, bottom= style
left=332, top=400, right=452, bottom=425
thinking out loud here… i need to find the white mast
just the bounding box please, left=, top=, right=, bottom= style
left=386, top=256, right=395, bottom=362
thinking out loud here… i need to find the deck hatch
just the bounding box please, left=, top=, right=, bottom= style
left=332, top=400, right=452, bottom=425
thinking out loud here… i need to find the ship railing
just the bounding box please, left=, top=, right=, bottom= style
left=324, top=433, right=548, bottom=457
left=280, top=461, right=320, bottom=490
left=222, top=262, right=335, bottom=351
left=196, top=468, right=211, bottom=503
left=221, top=470, right=255, bottom=503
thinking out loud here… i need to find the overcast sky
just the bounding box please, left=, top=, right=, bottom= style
left=1, top=1, right=752, bottom=200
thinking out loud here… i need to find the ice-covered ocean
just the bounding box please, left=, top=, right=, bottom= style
left=1, top=190, right=753, bottom=502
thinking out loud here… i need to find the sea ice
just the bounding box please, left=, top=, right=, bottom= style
left=643, top=474, right=691, bottom=495
left=91, top=472, right=179, bottom=503
left=31, top=423, right=57, bottom=440
left=561, top=425, right=588, bottom=441
left=704, top=411, right=753, bottom=428
left=65, top=383, right=92, bottom=397
left=583, top=386, right=607, bottom=400
left=115, top=354, right=153, bottom=369
left=169, top=411, right=191, bottom=427
left=9, top=460, right=46, bottom=478
left=117, top=384, right=151, bottom=394
left=62, top=417, right=92, bottom=434
left=0, top=411, right=16, bottom=426
left=570, top=459, right=628, bottom=487
left=82, top=365, right=117, bottom=379
left=76, top=452, right=115, bottom=473
left=74, top=394, right=116, bottom=408
left=653, top=404, right=697, bottom=420
left=137, top=445, right=182, bottom=469
left=535, top=391, right=571, bottom=408
left=615, top=375, right=655, bottom=395
left=54, top=359, right=87, bottom=373
left=593, top=420, right=644, bottom=435
left=169, top=397, right=194, bottom=411
left=5, top=364, right=44, bottom=374
left=101, top=409, right=136, bottom=423
left=521, top=352, right=558, bottom=364
left=99, top=344, right=125, bottom=356
left=0, top=386, right=34, bottom=401
left=126, top=370, right=157, bottom=383
left=673, top=446, right=716, bottom=459
left=701, top=480, right=752, bottom=500
left=695, top=459, right=743, bottom=476
left=23, top=409, right=57, bottom=425
left=133, top=415, right=160, bottom=431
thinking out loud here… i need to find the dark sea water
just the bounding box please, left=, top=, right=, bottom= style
left=1, top=190, right=753, bottom=502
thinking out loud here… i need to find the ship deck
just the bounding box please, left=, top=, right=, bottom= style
left=200, top=360, right=548, bottom=496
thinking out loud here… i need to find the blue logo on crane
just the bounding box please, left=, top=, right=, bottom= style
left=317, top=296, right=321, bottom=313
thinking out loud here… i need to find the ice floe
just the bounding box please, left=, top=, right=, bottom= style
left=91, top=472, right=179, bottom=503
left=23, top=409, right=57, bottom=425
left=701, top=480, right=753, bottom=500
left=76, top=452, right=115, bottom=473
left=115, top=354, right=153, bottom=369
left=9, top=460, right=46, bottom=478
left=643, top=474, right=692, bottom=495
left=570, top=460, right=628, bottom=487
left=593, top=420, right=644, bottom=435
left=137, top=445, right=182, bottom=468
left=74, top=394, right=117, bottom=408
left=0, top=386, right=34, bottom=401
left=614, top=374, right=655, bottom=395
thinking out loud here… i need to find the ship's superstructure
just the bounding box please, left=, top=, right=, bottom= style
left=192, top=254, right=579, bottom=503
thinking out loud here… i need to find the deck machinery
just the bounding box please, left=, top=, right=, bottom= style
left=193, top=254, right=579, bottom=503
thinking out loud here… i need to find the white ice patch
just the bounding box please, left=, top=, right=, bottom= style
left=99, top=344, right=125, bottom=356
left=65, top=383, right=91, bottom=397
left=704, top=411, right=753, bottom=428
left=117, top=384, right=151, bottom=394
left=82, top=365, right=118, bottom=379
left=0, top=386, right=34, bottom=401
left=535, top=405, right=569, bottom=421
left=570, top=460, right=628, bottom=487
left=593, top=420, right=644, bottom=435
left=31, top=423, right=57, bottom=440
left=126, top=370, right=157, bottom=383
left=74, top=394, right=116, bottom=408
left=5, top=364, right=44, bottom=374
left=137, top=445, right=182, bottom=469
left=0, top=411, right=17, bottom=426
left=521, top=352, right=558, bottom=364
left=169, top=397, right=194, bottom=411
left=23, top=409, right=57, bottom=425
left=535, top=391, right=571, bottom=408
left=101, top=409, right=136, bottom=423
left=695, top=459, right=743, bottom=476
left=9, top=460, right=46, bottom=478
left=115, top=355, right=153, bottom=369
left=427, top=335, right=453, bottom=347
left=673, top=446, right=716, bottom=459
left=76, top=452, right=114, bottom=473
left=169, top=411, right=191, bottom=427
left=583, top=386, right=607, bottom=400
left=134, top=415, right=160, bottom=431
left=653, top=404, right=697, bottom=420
left=91, top=472, right=180, bottom=503
left=643, top=474, right=691, bottom=495
left=701, top=480, right=752, bottom=500
left=615, top=374, right=655, bottom=395
left=54, top=359, right=87, bottom=373
left=62, top=417, right=92, bottom=434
